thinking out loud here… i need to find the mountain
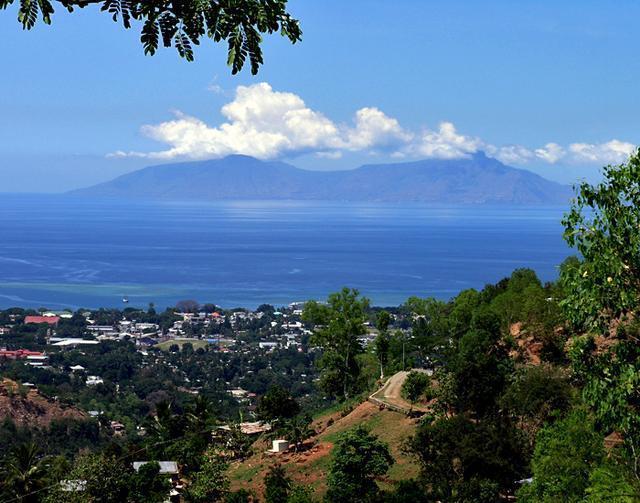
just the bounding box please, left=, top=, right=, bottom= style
left=71, top=153, right=572, bottom=204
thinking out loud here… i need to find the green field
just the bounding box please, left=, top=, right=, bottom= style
left=155, top=338, right=210, bottom=351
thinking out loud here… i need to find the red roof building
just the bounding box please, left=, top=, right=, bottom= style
left=24, top=316, right=60, bottom=326
left=0, top=349, right=44, bottom=360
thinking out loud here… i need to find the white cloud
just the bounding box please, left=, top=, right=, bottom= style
left=345, top=107, right=412, bottom=151
left=113, top=82, right=636, bottom=168
left=567, top=140, right=635, bottom=164
left=535, top=143, right=565, bottom=164
left=406, top=122, right=483, bottom=159
left=491, top=145, right=535, bottom=165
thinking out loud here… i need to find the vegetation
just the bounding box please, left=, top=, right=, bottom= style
left=400, top=370, right=430, bottom=403
left=303, top=288, right=369, bottom=400
left=325, top=425, right=393, bottom=503
left=0, top=0, right=301, bottom=74
left=3, top=151, right=640, bottom=500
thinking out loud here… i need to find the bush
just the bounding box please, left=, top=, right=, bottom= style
left=401, top=371, right=430, bottom=403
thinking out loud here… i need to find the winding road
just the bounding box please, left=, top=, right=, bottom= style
left=369, top=369, right=430, bottom=413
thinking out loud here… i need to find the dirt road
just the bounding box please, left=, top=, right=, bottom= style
left=369, top=370, right=430, bottom=413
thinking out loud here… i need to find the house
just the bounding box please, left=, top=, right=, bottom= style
left=26, top=354, right=48, bottom=366
left=218, top=421, right=271, bottom=435
left=42, top=311, right=73, bottom=319
left=87, top=325, right=118, bottom=336
left=133, top=461, right=179, bottom=475
left=24, top=315, right=60, bottom=326
left=136, top=336, right=157, bottom=347
left=133, top=461, right=181, bottom=502
left=86, top=375, right=104, bottom=386
left=229, top=388, right=249, bottom=399
left=50, top=338, right=100, bottom=347
left=0, top=349, right=45, bottom=360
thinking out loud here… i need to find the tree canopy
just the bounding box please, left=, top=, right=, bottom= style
left=304, top=288, right=369, bottom=399
left=561, top=149, right=640, bottom=330
left=326, top=425, right=393, bottom=503
left=1, top=0, right=302, bottom=74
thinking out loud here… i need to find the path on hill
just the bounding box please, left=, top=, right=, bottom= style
left=369, top=369, right=430, bottom=414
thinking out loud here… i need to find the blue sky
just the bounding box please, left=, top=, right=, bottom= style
left=2, top=0, right=639, bottom=192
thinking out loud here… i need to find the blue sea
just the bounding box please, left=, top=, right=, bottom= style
left=0, top=195, right=571, bottom=309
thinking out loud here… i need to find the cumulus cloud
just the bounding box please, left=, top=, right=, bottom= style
left=568, top=140, right=636, bottom=164
left=112, top=82, right=636, bottom=167
left=117, top=83, right=409, bottom=161
left=405, top=122, right=483, bottom=159
left=345, top=107, right=412, bottom=151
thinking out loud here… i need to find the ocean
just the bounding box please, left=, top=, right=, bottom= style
left=0, top=195, right=571, bottom=309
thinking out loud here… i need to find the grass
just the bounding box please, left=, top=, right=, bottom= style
left=228, top=400, right=420, bottom=499
left=155, top=338, right=209, bottom=351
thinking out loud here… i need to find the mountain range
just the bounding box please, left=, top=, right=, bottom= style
left=72, top=153, right=572, bottom=204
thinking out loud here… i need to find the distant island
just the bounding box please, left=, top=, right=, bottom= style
left=72, top=152, right=572, bottom=204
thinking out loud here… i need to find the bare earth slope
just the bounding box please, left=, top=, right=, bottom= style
left=229, top=371, right=432, bottom=498
left=0, top=378, right=88, bottom=427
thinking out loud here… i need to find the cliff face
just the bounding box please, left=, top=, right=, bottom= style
left=72, top=153, right=572, bottom=205
left=0, top=378, right=87, bottom=427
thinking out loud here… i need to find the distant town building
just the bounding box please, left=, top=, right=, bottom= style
left=0, top=348, right=45, bottom=360
left=24, top=315, right=60, bottom=326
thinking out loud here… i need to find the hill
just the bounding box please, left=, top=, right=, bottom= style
left=72, top=153, right=572, bottom=204
left=228, top=400, right=421, bottom=498
left=0, top=378, right=88, bottom=427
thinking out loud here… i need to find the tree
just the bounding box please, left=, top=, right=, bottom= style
left=584, top=461, right=640, bottom=502
left=286, top=486, right=314, bottom=503
left=186, top=453, right=229, bottom=503
left=374, top=310, right=391, bottom=379
left=410, top=415, right=526, bottom=502
left=46, top=453, right=132, bottom=503
left=376, top=310, right=391, bottom=333
left=401, top=370, right=430, bottom=403
left=0, top=442, right=48, bottom=503
left=517, top=409, right=604, bottom=503
left=405, top=297, right=449, bottom=362
left=278, top=414, right=314, bottom=453
left=560, top=151, right=640, bottom=478
left=176, top=299, right=200, bottom=313
left=325, top=425, right=393, bottom=503
left=500, top=364, right=573, bottom=443
left=264, top=464, right=291, bottom=503
left=257, top=385, right=300, bottom=423
left=225, top=489, right=257, bottom=503
left=561, top=149, right=640, bottom=331
left=569, top=323, right=640, bottom=480
left=1, top=0, right=301, bottom=74
left=304, top=288, right=369, bottom=399
left=447, top=314, right=512, bottom=417
left=129, top=462, right=172, bottom=503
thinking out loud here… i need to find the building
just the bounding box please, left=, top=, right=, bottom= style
left=50, top=338, right=100, bottom=347
left=0, top=349, right=45, bottom=360
left=86, top=376, right=104, bottom=386
left=24, top=315, right=60, bottom=326
left=133, top=461, right=179, bottom=475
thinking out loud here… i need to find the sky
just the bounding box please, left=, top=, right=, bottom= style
left=1, top=0, right=639, bottom=192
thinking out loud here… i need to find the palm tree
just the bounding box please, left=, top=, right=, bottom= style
left=1, top=442, right=48, bottom=502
